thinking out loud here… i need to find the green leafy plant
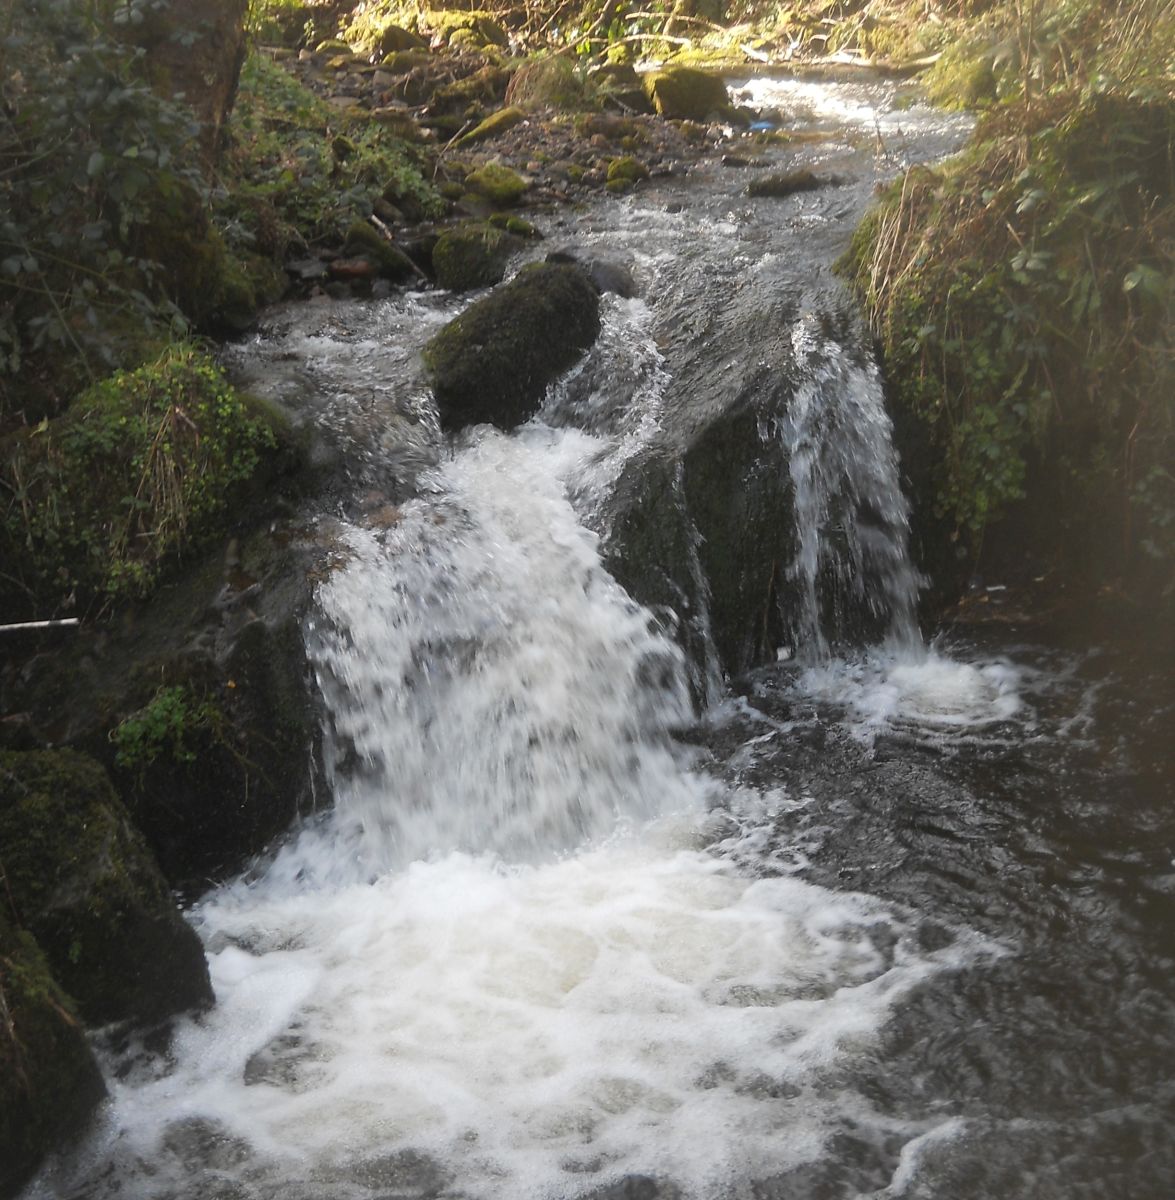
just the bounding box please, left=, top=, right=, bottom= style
left=110, top=685, right=223, bottom=775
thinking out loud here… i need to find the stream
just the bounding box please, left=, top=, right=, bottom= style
left=26, top=75, right=1175, bottom=1200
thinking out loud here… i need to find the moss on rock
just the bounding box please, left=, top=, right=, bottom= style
left=457, top=105, right=528, bottom=146
left=606, top=156, right=650, bottom=193
left=464, top=162, right=528, bottom=207
left=0, top=749, right=214, bottom=1027
left=432, top=222, right=517, bottom=291
left=0, top=911, right=106, bottom=1199
left=643, top=66, right=729, bottom=121
left=423, top=263, right=600, bottom=430
left=0, top=345, right=290, bottom=613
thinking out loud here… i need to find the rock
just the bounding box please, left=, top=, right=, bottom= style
left=315, top=38, right=354, bottom=54
left=546, top=247, right=637, bottom=298
left=0, top=909, right=106, bottom=1199
left=643, top=66, right=729, bottom=121
left=464, top=161, right=527, bottom=207
left=746, top=169, right=826, bottom=198
left=0, top=749, right=214, bottom=1027
left=432, top=222, right=517, bottom=291
left=380, top=49, right=432, bottom=72
left=606, top=155, right=650, bottom=193
left=329, top=256, right=378, bottom=281
left=456, top=105, right=527, bottom=146
left=590, top=62, right=654, bottom=114
left=423, top=263, right=601, bottom=430
left=369, top=108, right=428, bottom=140
left=375, top=23, right=427, bottom=55
left=504, top=55, right=589, bottom=110
left=489, top=213, right=541, bottom=239
left=342, top=219, right=417, bottom=279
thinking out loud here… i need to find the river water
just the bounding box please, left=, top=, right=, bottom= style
left=27, top=77, right=1175, bottom=1200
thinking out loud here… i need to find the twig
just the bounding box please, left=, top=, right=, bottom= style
left=0, top=618, right=79, bottom=632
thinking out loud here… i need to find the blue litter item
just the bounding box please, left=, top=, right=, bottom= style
left=749, top=120, right=777, bottom=132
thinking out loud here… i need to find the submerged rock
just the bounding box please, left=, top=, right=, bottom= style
left=0, top=749, right=214, bottom=1027
left=0, top=909, right=106, bottom=1199
left=546, top=247, right=638, bottom=298
left=423, top=263, right=601, bottom=430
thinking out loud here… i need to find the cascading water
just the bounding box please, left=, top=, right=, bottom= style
left=778, top=317, right=922, bottom=662
left=28, top=74, right=1172, bottom=1200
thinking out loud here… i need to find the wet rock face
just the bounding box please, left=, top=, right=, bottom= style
left=0, top=523, right=323, bottom=894
left=0, top=909, right=106, bottom=1200
left=0, top=749, right=214, bottom=1027
left=432, top=222, right=518, bottom=291
left=423, top=263, right=601, bottom=430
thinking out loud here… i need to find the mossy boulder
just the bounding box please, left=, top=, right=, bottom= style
left=464, top=162, right=527, bottom=207
left=375, top=23, right=427, bottom=55
left=606, top=155, right=650, bottom=193
left=457, top=105, right=527, bottom=146
left=643, top=66, right=729, bottom=121
left=504, top=55, right=590, bottom=111
left=0, top=749, right=214, bottom=1027
left=432, top=222, right=517, bottom=291
left=343, top=219, right=417, bottom=279
left=423, top=263, right=601, bottom=430
left=431, top=64, right=510, bottom=113
left=0, top=911, right=106, bottom=1199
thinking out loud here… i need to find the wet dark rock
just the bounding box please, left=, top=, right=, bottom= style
left=546, top=247, right=638, bottom=298
left=342, top=219, right=418, bottom=279
left=0, top=909, right=106, bottom=1199
left=0, top=749, right=214, bottom=1026
left=746, top=169, right=829, bottom=198
left=423, top=263, right=601, bottom=430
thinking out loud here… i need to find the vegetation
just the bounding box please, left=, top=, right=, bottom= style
left=842, top=0, right=1174, bottom=600
left=1, top=346, right=280, bottom=612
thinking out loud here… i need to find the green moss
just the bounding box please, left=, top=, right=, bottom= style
left=457, top=105, right=528, bottom=146
left=643, top=66, right=729, bottom=120
left=605, top=156, right=650, bottom=193
left=419, top=9, right=509, bottom=48
left=489, top=213, right=540, bottom=238
left=0, top=748, right=213, bottom=1025
left=464, top=162, right=527, bottom=207
left=343, top=219, right=417, bottom=278
left=423, top=263, right=600, bottom=430
left=432, top=222, right=516, bottom=291
left=0, top=345, right=283, bottom=610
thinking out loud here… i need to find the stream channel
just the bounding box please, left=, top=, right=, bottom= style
left=27, top=76, right=1175, bottom=1200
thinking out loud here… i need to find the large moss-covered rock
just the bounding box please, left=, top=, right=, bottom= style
left=464, top=161, right=528, bottom=207
left=643, top=66, right=729, bottom=120
left=0, top=749, right=213, bottom=1027
left=0, top=911, right=106, bottom=1199
left=432, top=222, right=517, bottom=291
left=423, top=263, right=601, bottom=430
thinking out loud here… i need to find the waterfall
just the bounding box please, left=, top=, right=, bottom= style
left=781, top=317, right=923, bottom=663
